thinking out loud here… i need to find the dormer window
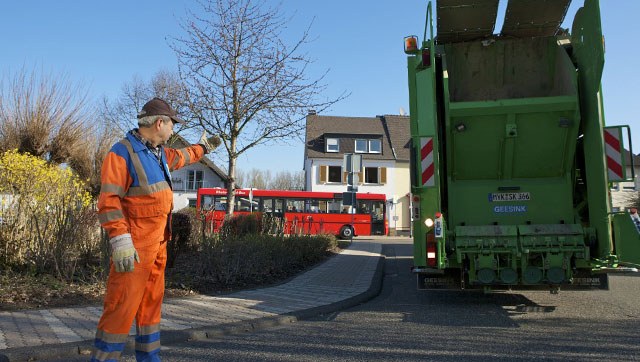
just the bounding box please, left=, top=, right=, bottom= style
left=355, top=138, right=382, bottom=153
left=326, top=137, right=339, bottom=152
left=369, top=139, right=381, bottom=153
left=355, top=139, right=367, bottom=153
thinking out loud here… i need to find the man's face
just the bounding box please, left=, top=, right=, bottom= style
left=159, top=118, right=175, bottom=145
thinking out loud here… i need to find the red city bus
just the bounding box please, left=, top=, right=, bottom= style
left=196, top=188, right=387, bottom=239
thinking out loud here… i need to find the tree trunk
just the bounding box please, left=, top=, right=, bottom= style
left=226, top=155, right=236, bottom=216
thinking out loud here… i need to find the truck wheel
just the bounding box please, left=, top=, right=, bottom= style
left=339, top=226, right=353, bottom=239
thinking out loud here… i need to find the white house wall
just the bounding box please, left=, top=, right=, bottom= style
left=171, top=162, right=225, bottom=210
left=305, top=157, right=411, bottom=235
left=391, top=163, right=411, bottom=235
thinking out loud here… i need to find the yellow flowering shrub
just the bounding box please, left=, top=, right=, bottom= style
left=0, top=149, right=98, bottom=279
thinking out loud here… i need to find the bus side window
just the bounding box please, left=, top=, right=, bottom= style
left=261, top=199, right=273, bottom=212
left=274, top=199, right=284, bottom=214
left=202, top=195, right=215, bottom=210
left=237, top=196, right=252, bottom=211
left=328, top=200, right=341, bottom=214
left=250, top=196, right=261, bottom=212
left=287, top=199, right=304, bottom=212
left=304, top=200, right=311, bottom=212
left=307, top=199, right=320, bottom=213
left=358, top=200, right=370, bottom=214
left=318, top=200, right=328, bottom=213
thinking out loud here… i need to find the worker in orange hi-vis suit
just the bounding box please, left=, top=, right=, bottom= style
left=91, top=98, right=219, bottom=362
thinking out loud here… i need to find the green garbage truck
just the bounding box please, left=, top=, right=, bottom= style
left=405, top=0, right=640, bottom=291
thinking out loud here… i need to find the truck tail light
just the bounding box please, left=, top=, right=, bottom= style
left=422, top=47, right=431, bottom=67
left=426, top=233, right=437, bottom=267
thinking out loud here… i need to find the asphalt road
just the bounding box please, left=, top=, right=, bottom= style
left=63, top=238, right=640, bottom=362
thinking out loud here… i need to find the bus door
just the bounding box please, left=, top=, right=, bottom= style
left=199, top=194, right=227, bottom=234
left=358, top=199, right=385, bottom=235
left=285, top=199, right=305, bottom=234
left=372, top=200, right=385, bottom=235
left=260, top=198, right=285, bottom=231
left=200, top=194, right=216, bottom=212
left=304, top=199, right=322, bottom=234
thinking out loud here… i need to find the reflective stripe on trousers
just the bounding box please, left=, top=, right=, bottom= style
left=91, top=242, right=167, bottom=361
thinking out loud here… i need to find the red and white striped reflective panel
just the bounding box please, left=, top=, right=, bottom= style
left=604, top=128, right=624, bottom=181
left=420, top=137, right=435, bottom=187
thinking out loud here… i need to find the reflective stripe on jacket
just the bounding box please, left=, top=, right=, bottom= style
left=97, top=131, right=205, bottom=247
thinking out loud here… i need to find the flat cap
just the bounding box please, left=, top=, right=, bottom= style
left=137, top=97, right=185, bottom=124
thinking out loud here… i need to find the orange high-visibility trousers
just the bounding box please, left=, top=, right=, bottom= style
left=91, top=241, right=167, bottom=362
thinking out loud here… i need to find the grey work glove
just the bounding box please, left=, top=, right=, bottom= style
left=198, top=131, right=221, bottom=153
left=110, top=233, right=140, bottom=273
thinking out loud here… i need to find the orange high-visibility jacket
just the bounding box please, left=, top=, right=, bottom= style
left=98, top=131, right=206, bottom=247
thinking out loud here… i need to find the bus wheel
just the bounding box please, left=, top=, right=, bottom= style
left=339, top=226, right=353, bottom=239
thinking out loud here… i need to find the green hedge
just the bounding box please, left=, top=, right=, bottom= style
left=168, top=211, right=339, bottom=291
left=168, top=207, right=202, bottom=268
left=189, top=233, right=337, bottom=289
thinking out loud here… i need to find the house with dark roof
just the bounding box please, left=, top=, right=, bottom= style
left=167, top=135, right=229, bottom=210
left=304, top=113, right=411, bottom=235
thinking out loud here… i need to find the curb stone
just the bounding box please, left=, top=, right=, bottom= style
left=290, top=253, right=385, bottom=320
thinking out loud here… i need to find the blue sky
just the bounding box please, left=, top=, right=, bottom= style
left=2, top=0, right=639, bottom=173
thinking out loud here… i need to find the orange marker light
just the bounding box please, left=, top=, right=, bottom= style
left=404, top=36, right=418, bottom=53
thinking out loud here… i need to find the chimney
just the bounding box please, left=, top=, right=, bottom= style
left=307, top=109, right=317, bottom=116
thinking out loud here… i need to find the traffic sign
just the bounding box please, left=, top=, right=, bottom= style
left=343, top=153, right=362, bottom=173
left=342, top=192, right=356, bottom=206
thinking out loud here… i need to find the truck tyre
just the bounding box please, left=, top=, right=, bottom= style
left=339, top=226, right=354, bottom=239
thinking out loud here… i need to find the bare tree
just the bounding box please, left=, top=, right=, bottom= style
left=100, top=70, right=194, bottom=136
left=269, top=170, right=304, bottom=190
left=236, top=168, right=304, bottom=190
left=0, top=67, right=94, bottom=168
left=171, top=0, right=347, bottom=214
left=234, top=168, right=247, bottom=189
left=68, top=123, right=120, bottom=196
left=244, top=168, right=269, bottom=190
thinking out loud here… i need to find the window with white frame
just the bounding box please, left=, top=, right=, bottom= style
left=355, top=138, right=382, bottom=153
left=355, top=139, right=368, bottom=153
left=187, top=170, right=204, bottom=190
left=326, top=138, right=339, bottom=152
left=369, top=139, right=381, bottom=153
